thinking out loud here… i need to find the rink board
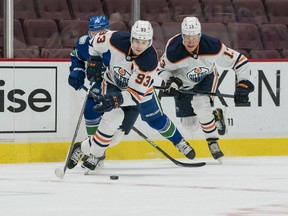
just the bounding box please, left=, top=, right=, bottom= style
left=0, top=59, right=288, bottom=163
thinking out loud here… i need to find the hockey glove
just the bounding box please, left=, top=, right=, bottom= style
left=234, top=80, right=254, bottom=104
left=93, top=92, right=123, bottom=113
left=68, top=68, right=85, bottom=90
left=86, top=56, right=106, bottom=82
left=164, top=77, right=183, bottom=96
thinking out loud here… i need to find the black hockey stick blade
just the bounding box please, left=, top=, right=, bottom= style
left=154, top=86, right=234, bottom=98
left=132, top=127, right=206, bottom=167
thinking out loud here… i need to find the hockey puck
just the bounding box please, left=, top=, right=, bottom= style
left=110, top=175, right=119, bottom=180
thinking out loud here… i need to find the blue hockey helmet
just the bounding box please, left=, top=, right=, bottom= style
left=88, top=15, right=109, bottom=32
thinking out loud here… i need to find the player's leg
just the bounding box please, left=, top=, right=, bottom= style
left=139, top=91, right=196, bottom=159
left=192, top=73, right=224, bottom=160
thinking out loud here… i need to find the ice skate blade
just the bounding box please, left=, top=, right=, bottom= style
left=217, top=158, right=223, bottom=164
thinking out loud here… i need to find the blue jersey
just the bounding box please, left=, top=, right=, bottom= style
left=70, top=35, right=90, bottom=72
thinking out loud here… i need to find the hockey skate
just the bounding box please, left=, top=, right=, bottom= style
left=81, top=153, right=106, bottom=173
left=207, top=138, right=224, bottom=162
left=213, top=108, right=227, bottom=136
left=67, top=142, right=87, bottom=169
left=175, top=139, right=196, bottom=160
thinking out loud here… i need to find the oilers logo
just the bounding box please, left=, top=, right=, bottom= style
left=186, top=67, right=210, bottom=83
left=113, top=66, right=131, bottom=89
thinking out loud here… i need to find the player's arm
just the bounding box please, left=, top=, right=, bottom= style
left=68, top=38, right=87, bottom=90
left=217, top=44, right=254, bottom=104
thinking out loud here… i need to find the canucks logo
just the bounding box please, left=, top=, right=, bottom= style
left=113, top=66, right=131, bottom=89
left=187, top=67, right=210, bottom=83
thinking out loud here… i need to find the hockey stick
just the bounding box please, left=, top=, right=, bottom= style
left=55, top=84, right=93, bottom=179
left=81, top=85, right=205, bottom=167
left=154, top=86, right=234, bottom=98
left=132, top=127, right=206, bottom=167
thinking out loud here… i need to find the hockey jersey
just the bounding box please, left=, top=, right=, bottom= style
left=159, top=34, right=251, bottom=90
left=89, top=30, right=158, bottom=106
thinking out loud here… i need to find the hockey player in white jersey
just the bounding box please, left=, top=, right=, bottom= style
left=67, top=16, right=139, bottom=169
left=68, top=20, right=196, bottom=171
left=158, top=17, right=254, bottom=161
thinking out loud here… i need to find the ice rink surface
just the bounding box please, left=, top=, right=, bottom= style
left=1, top=156, right=288, bottom=216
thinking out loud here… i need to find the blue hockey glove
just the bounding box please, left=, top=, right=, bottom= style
left=86, top=56, right=106, bottom=82
left=164, top=77, right=183, bottom=96
left=234, top=80, right=254, bottom=104
left=68, top=68, right=85, bottom=90
left=93, top=92, right=123, bottom=113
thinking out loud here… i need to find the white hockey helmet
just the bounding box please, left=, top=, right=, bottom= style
left=181, top=17, right=201, bottom=36
left=130, top=20, right=153, bottom=47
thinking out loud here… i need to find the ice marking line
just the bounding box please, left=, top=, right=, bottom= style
left=49, top=180, right=288, bottom=194
left=0, top=191, right=49, bottom=196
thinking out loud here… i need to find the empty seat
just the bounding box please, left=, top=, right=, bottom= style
left=0, top=19, right=27, bottom=49
left=14, top=48, right=40, bottom=58
left=282, top=49, right=288, bottom=58
left=250, top=49, right=282, bottom=59
left=102, top=0, right=131, bottom=23
left=259, top=24, right=288, bottom=50
left=69, top=0, right=104, bottom=20
left=24, top=19, right=62, bottom=48
left=140, top=0, right=172, bottom=24
left=202, top=0, right=236, bottom=24
left=161, top=21, right=181, bottom=42
left=0, top=1, right=3, bottom=18
left=109, top=21, right=129, bottom=32
left=227, top=23, right=263, bottom=50
left=233, top=0, right=268, bottom=24
left=236, top=49, right=250, bottom=58
left=41, top=48, right=71, bottom=58
left=59, top=20, right=88, bottom=48
left=265, top=0, right=288, bottom=25
left=14, top=0, right=37, bottom=19
left=201, top=23, right=231, bottom=47
left=150, top=22, right=166, bottom=54
left=35, top=0, right=72, bottom=20
left=169, top=0, right=205, bottom=22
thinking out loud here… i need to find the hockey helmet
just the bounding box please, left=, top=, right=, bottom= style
left=88, top=15, right=109, bottom=32
left=181, top=17, right=201, bottom=36
left=130, top=20, right=153, bottom=47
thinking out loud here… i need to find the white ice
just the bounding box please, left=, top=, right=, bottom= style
left=1, top=156, right=288, bottom=216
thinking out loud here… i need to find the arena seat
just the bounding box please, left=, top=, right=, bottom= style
left=250, top=49, right=282, bottom=59
left=102, top=0, right=131, bottom=23
left=233, top=0, right=268, bottom=25
left=23, top=19, right=62, bottom=48
left=59, top=19, right=88, bottom=48
left=265, top=0, right=288, bottom=25
left=14, top=0, right=37, bottom=19
left=169, top=0, right=205, bottom=22
left=109, top=21, right=129, bottom=32
left=236, top=49, right=250, bottom=58
left=35, top=0, right=72, bottom=20
left=69, top=0, right=104, bottom=20
left=0, top=19, right=27, bottom=49
left=201, top=23, right=231, bottom=47
left=259, top=24, right=288, bottom=50
left=282, top=49, right=288, bottom=58
left=140, top=0, right=172, bottom=24
left=14, top=48, right=40, bottom=58
left=150, top=22, right=166, bottom=55
left=161, top=21, right=181, bottom=42
left=41, top=48, right=71, bottom=58
left=202, top=0, right=236, bottom=24
left=227, top=23, right=263, bottom=50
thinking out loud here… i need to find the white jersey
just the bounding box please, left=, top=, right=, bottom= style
left=89, top=30, right=158, bottom=106
left=158, top=34, right=251, bottom=90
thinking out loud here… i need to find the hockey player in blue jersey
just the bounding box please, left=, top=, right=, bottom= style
left=158, top=17, right=254, bottom=161
left=68, top=20, right=196, bottom=171
left=69, top=15, right=109, bottom=136
left=67, top=16, right=139, bottom=169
